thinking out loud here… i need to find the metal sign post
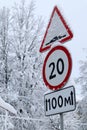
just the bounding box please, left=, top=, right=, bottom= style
left=44, top=86, right=76, bottom=130
left=60, top=113, right=64, bottom=130
left=40, top=5, right=74, bottom=130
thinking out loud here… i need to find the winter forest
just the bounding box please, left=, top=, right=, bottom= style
left=0, top=0, right=87, bottom=130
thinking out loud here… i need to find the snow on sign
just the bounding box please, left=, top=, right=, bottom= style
left=44, top=86, right=76, bottom=116
left=43, top=45, right=72, bottom=90
left=39, top=6, right=73, bottom=52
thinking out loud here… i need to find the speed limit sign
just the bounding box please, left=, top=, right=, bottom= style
left=43, top=45, right=72, bottom=90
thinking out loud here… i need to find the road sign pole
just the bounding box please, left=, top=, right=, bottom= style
left=60, top=113, right=64, bottom=130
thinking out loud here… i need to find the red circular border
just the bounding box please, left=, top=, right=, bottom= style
left=43, top=45, right=72, bottom=90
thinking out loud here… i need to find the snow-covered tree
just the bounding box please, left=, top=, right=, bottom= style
left=0, top=0, right=64, bottom=129
left=0, top=7, right=12, bottom=92
left=1, top=0, right=47, bottom=129
left=75, top=48, right=87, bottom=130
left=0, top=0, right=46, bottom=129
left=77, top=56, right=87, bottom=95
left=9, top=0, right=44, bottom=95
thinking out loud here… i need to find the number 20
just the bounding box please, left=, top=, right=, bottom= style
left=49, top=58, right=64, bottom=80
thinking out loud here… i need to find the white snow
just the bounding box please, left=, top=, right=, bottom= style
left=0, top=97, right=17, bottom=115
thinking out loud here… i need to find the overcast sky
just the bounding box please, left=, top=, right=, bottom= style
left=0, top=0, right=87, bottom=99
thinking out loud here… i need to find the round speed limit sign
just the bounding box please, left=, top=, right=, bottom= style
left=43, top=45, right=72, bottom=90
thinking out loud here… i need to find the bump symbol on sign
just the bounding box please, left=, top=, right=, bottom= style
left=39, top=6, right=73, bottom=53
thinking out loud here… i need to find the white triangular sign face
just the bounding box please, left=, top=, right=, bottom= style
left=39, top=6, right=73, bottom=52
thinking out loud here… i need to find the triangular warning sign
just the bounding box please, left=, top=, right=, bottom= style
left=39, top=6, right=73, bottom=53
